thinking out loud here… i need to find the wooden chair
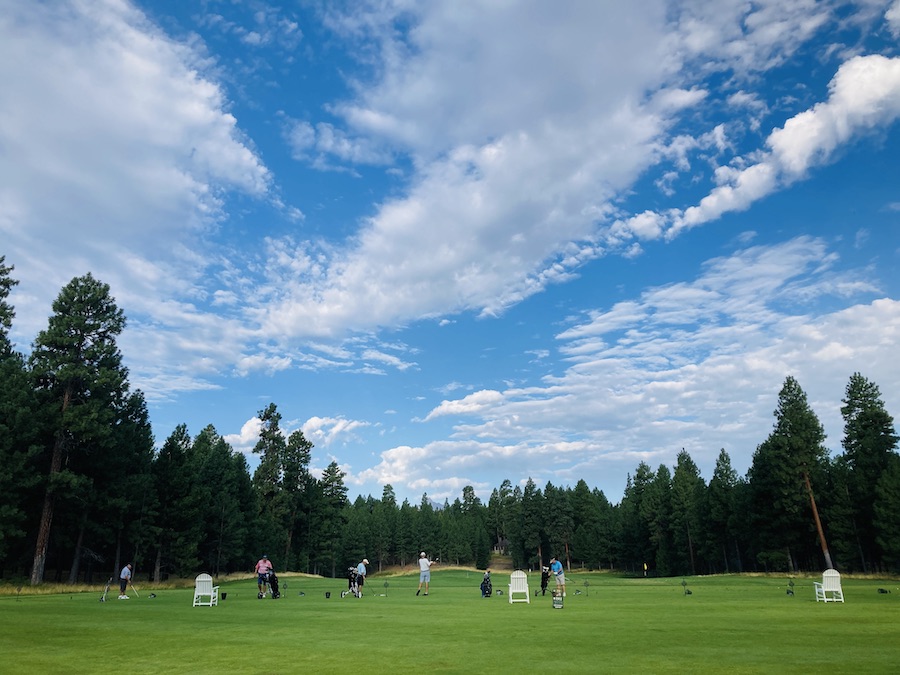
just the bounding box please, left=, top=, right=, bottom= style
left=192, top=573, right=220, bottom=607
left=814, top=569, right=844, bottom=603
left=508, top=570, right=530, bottom=604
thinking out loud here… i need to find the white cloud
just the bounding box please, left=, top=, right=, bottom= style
left=223, top=416, right=264, bottom=455
left=769, top=55, right=900, bottom=175
left=425, top=390, right=505, bottom=420
left=199, top=4, right=303, bottom=51
left=1, top=0, right=270, bottom=352
left=0, top=0, right=900, bottom=502
left=302, top=416, right=371, bottom=448
left=674, top=0, right=832, bottom=73
left=285, top=119, right=393, bottom=166
left=224, top=413, right=372, bottom=459
left=6, top=0, right=886, bottom=361
left=392, top=238, right=895, bottom=498
left=669, top=54, right=900, bottom=236
left=886, top=0, right=900, bottom=37
left=234, top=354, right=293, bottom=377
left=360, top=349, right=417, bottom=371
left=257, top=1, right=893, bottom=343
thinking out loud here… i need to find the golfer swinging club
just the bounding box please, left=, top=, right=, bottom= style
left=416, top=551, right=435, bottom=596
left=550, top=556, right=565, bottom=597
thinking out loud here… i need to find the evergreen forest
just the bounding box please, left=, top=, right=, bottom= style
left=2, top=258, right=899, bottom=584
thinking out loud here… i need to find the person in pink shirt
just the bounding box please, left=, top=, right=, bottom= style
left=255, top=555, right=273, bottom=597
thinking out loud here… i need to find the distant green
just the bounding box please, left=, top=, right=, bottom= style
left=2, top=570, right=899, bottom=674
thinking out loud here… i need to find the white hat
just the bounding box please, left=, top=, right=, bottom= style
left=420, top=551, right=426, bottom=557
left=363, top=558, right=369, bottom=564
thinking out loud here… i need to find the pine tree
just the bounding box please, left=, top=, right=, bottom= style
left=644, top=465, right=674, bottom=575
left=520, top=479, right=544, bottom=568
left=80, top=389, right=154, bottom=583
left=0, top=258, right=38, bottom=564
left=543, top=482, right=574, bottom=569
left=280, top=428, right=313, bottom=569
left=150, top=425, right=198, bottom=580
left=191, top=425, right=253, bottom=575
left=749, top=376, right=831, bottom=571
left=369, top=487, right=398, bottom=570
left=840, top=373, right=899, bottom=571
left=252, top=403, right=286, bottom=537
left=705, top=449, right=739, bottom=572
left=671, top=450, right=705, bottom=575
left=620, top=463, right=654, bottom=574
left=873, top=454, right=900, bottom=571
left=28, top=274, right=128, bottom=585
left=318, top=461, right=348, bottom=576
left=486, top=479, right=514, bottom=552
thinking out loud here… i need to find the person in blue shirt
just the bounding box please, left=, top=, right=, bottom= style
left=356, top=558, right=369, bottom=596
left=549, top=556, right=565, bottom=597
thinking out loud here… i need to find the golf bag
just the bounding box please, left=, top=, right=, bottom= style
left=267, top=571, right=281, bottom=599
left=342, top=566, right=360, bottom=598
left=540, top=568, right=550, bottom=596
left=100, top=577, right=112, bottom=602
left=480, top=572, right=493, bottom=598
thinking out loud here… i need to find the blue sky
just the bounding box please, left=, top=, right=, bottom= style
left=2, top=0, right=899, bottom=505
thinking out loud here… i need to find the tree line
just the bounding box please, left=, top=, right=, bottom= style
left=1, top=259, right=899, bottom=584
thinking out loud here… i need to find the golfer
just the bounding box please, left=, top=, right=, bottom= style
left=357, top=558, right=369, bottom=596
left=255, top=554, right=273, bottom=596
left=416, top=552, right=435, bottom=596
left=118, top=562, right=132, bottom=600
left=549, top=556, right=565, bottom=597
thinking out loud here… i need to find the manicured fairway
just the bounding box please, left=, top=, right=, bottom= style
left=2, top=571, right=899, bottom=673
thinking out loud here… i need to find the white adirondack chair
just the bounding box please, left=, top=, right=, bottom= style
left=192, top=573, right=220, bottom=607
left=814, top=569, right=844, bottom=603
left=508, top=570, right=530, bottom=604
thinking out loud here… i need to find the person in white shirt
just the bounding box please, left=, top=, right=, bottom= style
left=416, top=551, right=435, bottom=596
left=356, top=558, right=369, bottom=596
left=118, top=563, right=132, bottom=599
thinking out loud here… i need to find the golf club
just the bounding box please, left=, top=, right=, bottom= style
left=130, top=582, right=140, bottom=598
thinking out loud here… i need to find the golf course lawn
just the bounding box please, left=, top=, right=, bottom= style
left=2, top=570, right=898, bottom=673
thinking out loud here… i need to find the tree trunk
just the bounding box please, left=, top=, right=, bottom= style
left=283, top=508, right=296, bottom=574
left=114, top=529, right=122, bottom=583
left=31, top=491, right=56, bottom=585
left=30, top=388, right=73, bottom=586
left=733, top=539, right=743, bottom=573
left=68, top=517, right=87, bottom=584
left=30, top=440, right=66, bottom=584
left=686, top=523, right=696, bottom=575
left=217, top=503, right=226, bottom=577
left=803, top=471, right=834, bottom=569
left=153, top=547, right=162, bottom=583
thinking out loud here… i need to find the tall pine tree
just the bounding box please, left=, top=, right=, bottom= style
left=0, top=258, right=39, bottom=566
left=28, top=274, right=129, bottom=584
left=839, top=373, right=899, bottom=571
left=749, top=376, right=832, bottom=571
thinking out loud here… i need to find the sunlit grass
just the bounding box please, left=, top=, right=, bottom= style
left=2, top=569, right=899, bottom=673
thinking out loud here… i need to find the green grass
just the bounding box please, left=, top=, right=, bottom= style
left=2, top=570, right=900, bottom=673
